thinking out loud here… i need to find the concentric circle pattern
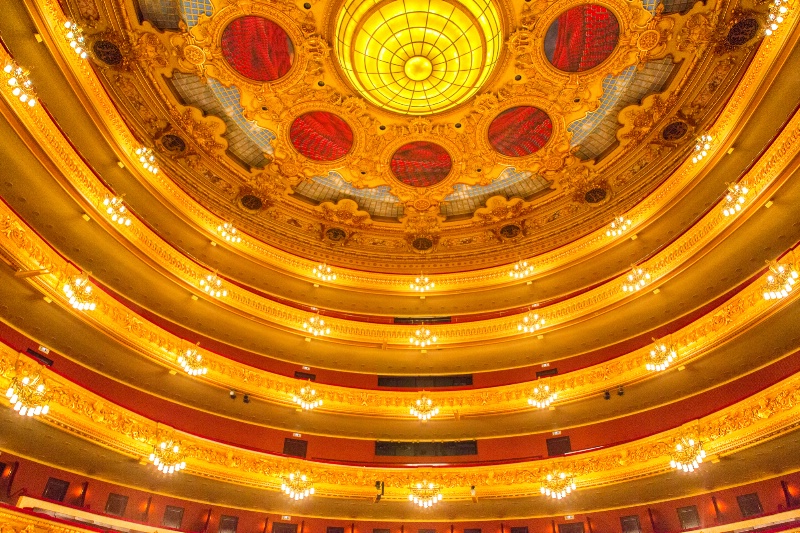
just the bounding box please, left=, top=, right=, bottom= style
left=488, top=107, right=553, bottom=157
left=221, top=16, right=294, bottom=82
left=290, top=112, right=354, bottom=161
left=335, top=0, right=502, bottom=115
left=544, top=5, right=619, bottom=73
left=390, top=141, right=452, bottom=186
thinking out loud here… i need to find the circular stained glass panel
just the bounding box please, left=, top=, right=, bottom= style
left=221, top=16, right=294, bottom=82
left=290, top=112, right=354, bottom=162
left=390, top=142, right=452, bottom=187
left=488, top=107, right=553, bottom=157
left=544, top=5, right=619, bottom=73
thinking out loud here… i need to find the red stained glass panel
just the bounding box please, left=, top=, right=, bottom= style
left=488, top=107, right=553, bottom=157
left=390, top=142, right=452, bottom=188
left=221, top=16, right=294, bottom=82
left=544, top=5, right=619, bottom=73
left=290, top=112, right=354, bottom=161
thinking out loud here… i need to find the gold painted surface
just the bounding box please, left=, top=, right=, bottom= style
left=19, top=0, right=793, bottom=276
left=3, top=340, right=800, bottom=501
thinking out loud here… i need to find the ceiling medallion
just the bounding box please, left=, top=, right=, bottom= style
left=281, top=472, right=315, bottom=500
left=149, top=439, right=187, bottom=474
left=622, top=266, right=651, bottom=292
left=527, top=383, right=556, bottom=409
left=408, top=480, right=443, bottom=506
left=63, top=274, right=98, bottom=311
left=646, top=338, right=677, bottom=372
left=177, top=345, right=208, bottom=376
left=721, top=182, right=749, bottom=217
left=540, top=471, right=576, bottom=499
left=670, top=437, right=706, bottom=473
left=334, top=0, right=502, bottom=115
left=199, top=273, right=228, bottom=298
left=762, top=260, right=798, bottom=300
left=517, top=309, right=545, bottom=333
left=508, top=259, right=533, bottom=279
left=6, top=373, right=51, bottom=417
left=102, top=195, right=132, bottom=226
left=409, top=327, right=437, bottom=347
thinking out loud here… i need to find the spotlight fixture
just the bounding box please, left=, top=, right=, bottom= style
left=762, top=260, right=798, bottom=300
left=5, top=373, right=51, bottom=417
left=528, top=384, right=557, bottom=409
left=281, top=471, right=315, bottom=500
left=765, top=0, right=789, bottom=36
left=721, top=183, right=749, bottom=217
left=229, top=390, right=237, bottom=399
left=302, top=312, right=330, bottom=337
left=216, top=223, right=242, bottom=243
left=647, top=338, right=678, bottom=372
left=540, top=472, right=576, bottom=499
left=508, top=259, right=533, bottom=279
left=199, top=273, right=227, bottom=298
left=409, top=327, right=437, bottom=347
left=149, top=440, right=186, bottom=474
left=410, top=274, right=435, bottom=292
left=691, top=134, right=712, bottom=164
left=517, top=310, right=545, bottom=333
left=102, top=195, right=132, bottom=226
left=2, top=61, right=36, bottom=107
left=410, top=393, right=439, bottom=421
left=622, top=267, right=651, bottom=292
left=606, top=215, right=632, bottom=237
left=408, top=480, right=442, bottom=507
left=670, top=437, right=706, bottom=472
left=63, top=21, right=88, bottom=59
left=603, top=390, right=611, bottom=400
left=135, top=147, right=159, bottom=174
left=617, top=385, right=624, bottom=396
left=63, top=274, right=98, bottom=311
left=312, top=263, right=337, bottom=282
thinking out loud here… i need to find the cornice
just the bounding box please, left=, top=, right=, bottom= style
left=2, top=340, right=800, bottom=503
left=15, top=0, right=800, bottom=292
left=0, top=195, right=798, bottom=419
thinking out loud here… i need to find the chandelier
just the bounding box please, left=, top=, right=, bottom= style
left=5, top=374, right=51, bottom=417
left=410, top=274, right=435, bottom=292
left=670, top=437, right=706, bottom=472
left=762, top=261, right=798, bottom=300
left=517, top=310, right=545, bottom=333
left=149, top=440, right=186, bottom=474
left=646, top=339, right=677, bottom=372
left=408, top=480, right=442, bottom=507
left=528, top=384, right=556, bottom=409
left=410, top=394, right=439, bottom=421
left=606, top=215, right=632, bottom=237
left=622, top=267, right=651, bottom=292
left=313, top=263, right=337, bottom=282
left=63, top=274, right=98, bottom=311
left=302, top=312, right=330, bottom=337
left=199, top=273, right=227, bottom=298
left=691, top=134, right=712, bottom=164
left=281, top=472, right=315, bottom=500
left=216, top=223, right=241, bottom=243
left=63, top=21, right=88, bottom=59
left=721, top=183, right=749, bottom=217
left=292, top=382, right=323, bottom=411
left=765, top=0, right=789, bottom=36
left=102, top=196, right=132, bottom=226
left=540, top=472, right=576, bottom=499
left=177, top=346, right=207, bottom=376
left=508, top=260, right=533, bottom=279
left=135, top=147, right=159, bottom=174
left=3, top=62, right=37, bottom=107
left=409, top=327, right=437, bottom=347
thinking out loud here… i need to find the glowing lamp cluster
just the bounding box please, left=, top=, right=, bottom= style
left=722, top=183, right=749, bottom=217
left=3, top=62, right=36, bottom=107
left=103, top=196, right=132, bottom=226
left=313, top=263, right=337, bottom=282
left=135, top=147, right=159, bottom=174
left=517, top=310, right=545, bottom=333
left=63, top=21, right=88, bottom=59
left=410, top=275, right=435, bottom=292
left=293, top=383, right=323, bottom=411
left=646, top=339, right=677, bottom=372
left=199, top=273, right=228, bottom=298
left=691, top=134, right=712, bottom=164
left=303, top=312, right=330, bottom=337
left=622, top=267, right=651, bottom=292
left=410, top=394, right=439, bottom=421
left=178, top=346, right=208, bottom=376
left=670, top=438, right=706, bottom=472
left=763, top=261, right=798, bottom=300
left=281, top=472, right=315, bottom=500
left=765, top=0, right=789, bottom=36
left=606, top=215, right=632, bottom=237
left=408, top=481, right=443, bottom=507
left=540, top=472, right=576, bottom=499
left=410, top=327, right=437, bottom=347
left=6, top=374, right=51, bottom=417
left=217, top=223, right=241, bottom=243
left=509, top=260, right=533, bottom=279
left=149, top=440, right=186, bottom=474
left=528, top=384, right=556, bottom=409
left=63, top=275, right=97, bottom=311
